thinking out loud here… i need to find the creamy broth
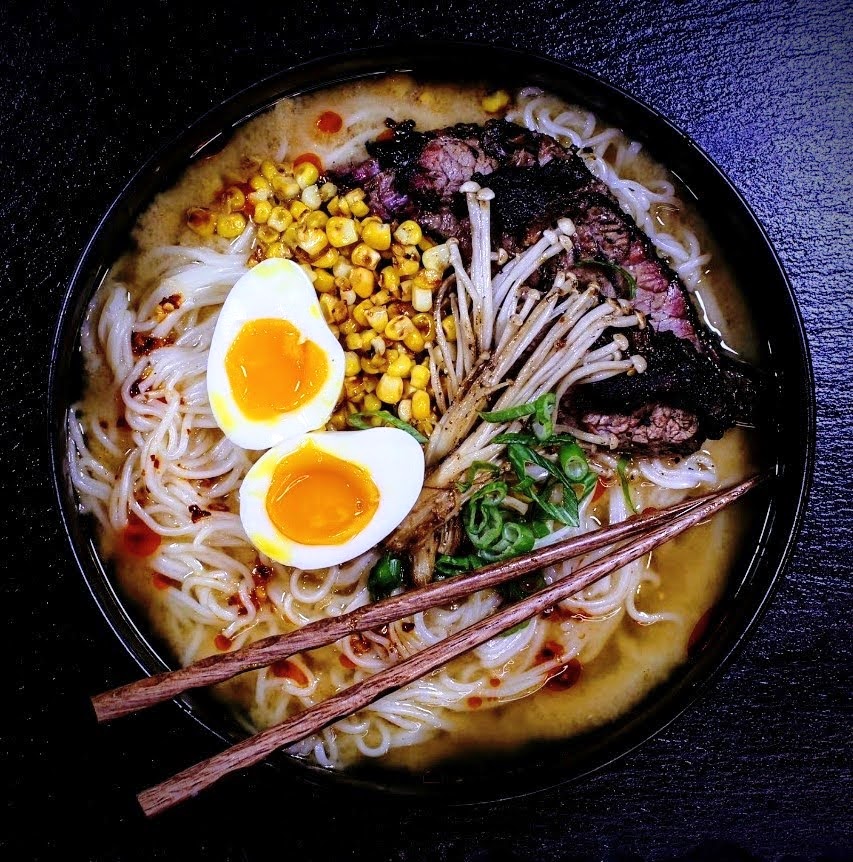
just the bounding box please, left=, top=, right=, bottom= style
left=72, top=75, right=760, bottom=771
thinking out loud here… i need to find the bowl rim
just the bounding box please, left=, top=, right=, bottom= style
left=48, top=40, right=816, bottom=805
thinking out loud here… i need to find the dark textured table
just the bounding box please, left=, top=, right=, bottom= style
left=3, top=1, right=851, bottom=859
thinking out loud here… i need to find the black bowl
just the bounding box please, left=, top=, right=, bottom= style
left=48, top=42, right=814, bottom=804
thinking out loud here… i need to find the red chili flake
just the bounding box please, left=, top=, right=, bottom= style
left=128, top=379, right=141, bottom=398
left=214, top=634, right=232, bottom=651
left=350, top=635, right=372, bottom=655
left=316, top=111, right=343, bottom=134
left=489, top=677, right=501, bottom=688
left=227, top=594, right=248, bottom=616
left=467, top=696, right=483, bottom=709
left=151, top=572, right=180, bottom=591
left=339, top=654, right=356, bottom=669
left=376, top=128, right=395, bottom=142
left=189, top=504, right=212, bottom=523
left=252, top=563, right=274, bottom=584
left=545, top=659, right=583, bottom=692
left=150, top=455, right=160, bottom=469
left=131, top=331, right=171, bottom=357
left=121, top=514, right=161, bottom=558
left=271, top=659, right=309, bottom=685
left=688, top=608, right=714, bottom=656
left=293, top=152, right=323, bottom=172
left=535, top=640, right=565, bottom=665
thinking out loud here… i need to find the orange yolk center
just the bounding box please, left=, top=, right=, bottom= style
left=225, top=318, right=327, bottom=421
left=265, top=444, right=380, bottom=546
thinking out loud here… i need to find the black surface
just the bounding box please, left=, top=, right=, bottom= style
left=3, top=1, right=851, bottom=860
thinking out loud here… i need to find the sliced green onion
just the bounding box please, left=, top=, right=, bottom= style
left=465, top=499, right=504, bottom=550
left=368, top=553, right=405, bottom=601
left=576, top=258, right=638, bottom=299
left=617, top=456, right=638, bottom=514
left=479, top=392, right=555, bottom=429
left=478, top=522, right=535, bottom=562
left=530, top=519, right=550, bottom=539
left=470, top=480, right=508, bottom=508
left=493, top=431, right=579, bottom=447
left=456, top=460, right=501, bottom=492
left=435, top=553, right=481, bottom=577
left=347, top=410, right=427, bottom=443
left=559, top=442, right=589, bottom=483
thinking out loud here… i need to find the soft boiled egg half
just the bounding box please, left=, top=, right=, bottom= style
left=207, top=258, right=345, bottom=450
left=240, top=429, right=424, bottom=569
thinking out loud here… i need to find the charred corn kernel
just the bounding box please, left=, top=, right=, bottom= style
left=364, top=306, right=389, bottom=332
left=260, top=160, right=279, bottom=182
left=310, top=246, right=338, bottom=270
left=344, top=351, right=360, bottom=377
left=350, top=267, right=376, bottom=298
left=397, top=398, right=413, bottom=422
left=394, top=221, right=423, bottom=246
left=412, top=389, right=431, bottom=420
left=222, top=186, right=246, bottom=212
left=216, top=212, right=247, bottom=239
left=294, top=161, right=320, bottom=189
left=361, top=221, right=392, bottom=251
left=249, top=175, right=271, bottom=193
left=376, top=373, right=403, bottom=404
left=313, top=270, right=335, bottom=293
left=257, top=225, right=280, bottom=244
left=412, top=287, right=432, bottom=312
left=297, top=227, right=328, bottom=257
left=482, top=89, right=510, bottom=113
left=305, top=210, right=329, bottom=229
left=319, top=181, right=337, bottom=202
left=370, top=337, right=385, bottom=355
left=344, top=378, right=365, bottom=402
left=352, top=299, right=373, bottom=327
left=387, top=354, right=413, bottom=377
left=267, top=206, right=292, bottom=232
left=415, top=268, right=443, bottom=290
left=186, top=207, right=216, bottom=237
left=392, top=243, right=420, bottom=276
left=384, top=314, right=413, bottom=341
left=272, top=175, right=301, bottom=200
left=332, top=258, right=353, bottom=279
left=403, top=328, right=426, bottom=352
left=400, top=279, right=413, bottom=302
left=301, top=184, right=322, bottom=210
left=363, top=393, right=382, bottom=413
left=372, top=289, right=391, bottom=306
left=328, top=410, right=348, bottom=431
left=326, top=216, right=359, bottom=247
left=351, top=243, right=381, bottom=271
left=422, top=243, right=451, bottom=272
left=340, top=318, right=358, bottom=335
left=340, top=288, right=356, bottom=306
left=319, top=293, right=336, bottom=319
left=410, top=364, right=431, bottom=390
left=253, top=200, right=273, bottom=224
left=379, top=267, right=400, bottom=293
left=289, top=200, right=309, bottom=220
left=411, top=313, right=435, bottom=342
left=345, top=332, right=363, bottom=351
left=265, top=241, right=288, bottom=258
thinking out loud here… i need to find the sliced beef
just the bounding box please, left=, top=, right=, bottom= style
left=333, top=119, right=763, bottom=456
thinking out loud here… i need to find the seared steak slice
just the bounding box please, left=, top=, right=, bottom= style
left=334, top=119, right=762, bottom=456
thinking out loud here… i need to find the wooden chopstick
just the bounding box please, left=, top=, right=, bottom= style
left=137, top=474, right=763, bottom=816
left=94, top=491, right=714, bottom=723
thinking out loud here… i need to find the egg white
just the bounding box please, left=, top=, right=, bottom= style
left=239, top=428, right=425, bottom=569
left=207, top=258, right=345, bottom=450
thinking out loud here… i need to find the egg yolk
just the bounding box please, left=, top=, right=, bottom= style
left=225, top=318, right=328, bottom=421
left=265, top=443, right=380, bottom=546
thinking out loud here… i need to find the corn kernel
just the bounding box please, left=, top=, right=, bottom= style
left=340, top=288, right=356, bottom=306
left=304, top=210, right=329, bottom=229
left=384, top=314, right=413, bottom=341
left=351, top=243, right=382, bottom=271
left=326, top=216, right=359, bottom=248
left=344, top=378, right=365, bottom=402
left=361, top=355, right=387, bottom=375
left=340, top=319, right=358, bottom=335
left=302, top=184, right=322, bottom=210
left=345, top=333, right=363, bottom=351
left=404, top=328, right=426, bottom=352
left=481, top=89, right=510, bottom=114
left=412, top=287, right=432, bottom=312
left=266, top=241, right=288, bottom=258
left=414, top=268, right=443, bottom=290
left=397, top=399, right=413, bottom=423
left=350, top=267, right=376, bottom=298
left=411, top=313, right=436, bottom=342
left=372, top=289, right=391, bottom=306
left=313, top=270, right=335, bottom=293
left=422, top=243, right=451, bottom=272
left=185, top=207, right=215, bottom=237
left=361, top=221, right=392, bottom=251
left=257, top=225, right=280, bottom=245
left=319, top=182, right=338, bottom=202
left=441, top=315, right=458, bottom=341
left=363, top=376, right=377, bottom=394
left=326, top=195, right=341, bottom=215
left=297, top=227, right=328, bottom=257
left=310, top=247, right=338, bottom=270
left=253, top=200, right=273, bottom=224
left=249, top=175, right=271, bottom=193
left=394, top=220, right=423, bottom=246
left=352, top=299, right=372, bottom=327
left=376, top=374, right=404, bottom=404
left=333, top=258, right=353, bottom=279
left=379, top=267, right=400, bottom=293
left=289, top=200, right=309, bottom=220
left=411, top=389, right=431, bottom=420
left=363, top=393, right=382, bottom=413
left=328, top=410, right=348, bottom=431
left=360, top=330, right=376, bottom=349
left=365, top=306, right=389, bottom=333
left=350, top=199, right=370, bottom=218
left=344, top=351, right=360, bottom=377
left=418, top=235, right=436, bottom=251
left=267, top=206, right=292, bottom=232
left=392, top=243, right=420, bottom=276
left=272, top=175, right=301, bottom=200
left=294, top=161, right=320, bottom=189
left=410, top=365, right=431, bottom=390
left=216, top=212, right=247, bottom=239
left=337, top=196, right=352, bottom=217
left=222, top=186, right=246, bottom=212
left=283, top=224, right=299, bottom=248
left=260, top=160, right=279, bottom=182
left=387, top=354, right=413, bottom=378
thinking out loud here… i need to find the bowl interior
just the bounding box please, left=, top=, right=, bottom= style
left=49, top=43, right=814, bottom=803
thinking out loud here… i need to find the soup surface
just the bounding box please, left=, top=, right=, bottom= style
left=69, top=75, right=760, bottom=770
